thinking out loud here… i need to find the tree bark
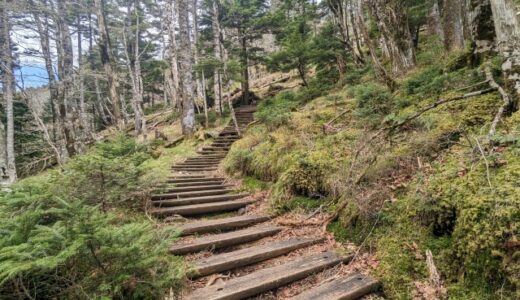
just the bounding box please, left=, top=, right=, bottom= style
left=467, top=0, right=495, bottom=56
left=166, top=0, right=180, bottom=108
left=0, top=1, right=17, bottom=182
left=441, top=0, right=466, bottom=51
left=427, top=0, right=444, bottom=41
left=212, top=0, right=223, bottom=114
left=77, top=15, right=90, bottom=143
left=368, top=0, right=416, bottom=75
left=178, top=0, right=196, bottom=136
left=94, top=0, right=122, bottom=127
left=54, top=0, right=76, bottom=157
left=490, top=0, right=520, bottom=108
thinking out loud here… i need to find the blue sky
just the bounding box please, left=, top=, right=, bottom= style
left=15, top=65, right=49, bottom=88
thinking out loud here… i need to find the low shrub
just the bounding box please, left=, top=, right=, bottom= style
left=0, top=135, right=186, bottom=299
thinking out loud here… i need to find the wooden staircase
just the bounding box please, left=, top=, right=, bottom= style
left=151, top=106, right=380, bottom=299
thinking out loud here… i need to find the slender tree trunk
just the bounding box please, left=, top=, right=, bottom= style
left=356, top=0, right=397, bottom=90
left=368, top=0, right=416, bottom=75
left=31, top=1, right=64, bottom=161
left=212, top=0, right=223, bottom=114
left=202, top=70, right=209, bottom=128
left=94, top=0, right=122, bottom=127
left=178, top=0, right=196, bottom=136
left=77, top=15, right=90, bottom=144
left=490, top=0, right=520, bottom=108
left=0, top=2, right=17, bottom=182
left=192, top=0, right=205, bottom=110
left=54, top=0, right=76, bottom=157
left=166, top=0, right=180, bottom=108
left=442, top=0, right=466, bottom=51
left=240, top=30, right=250, bottom=105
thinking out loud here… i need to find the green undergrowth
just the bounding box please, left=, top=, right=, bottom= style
left=0, top=135, right=200, bottom=299
left=224, top=38, right=519, bottom=298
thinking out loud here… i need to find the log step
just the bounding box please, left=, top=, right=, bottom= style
left=185, top=251, right=352, bottom=300
left=175, top=162, right=221, bottom=166
left=290, top=273, right=380, bottom=300
left=178, top=214, right=270, bottom=236
left=152, top=189, right=233, bottom=200
left=171, top=167, right=218, bottom=171
left=190, top=237, right=324, bottom=278
left=167, top=177, right=224, bottom=183
left=153, top=193, right=249, bottom=207
left=170, top=225, right=282, bottom=255
left=152, top=198, right=255, bottom=217
left=171, top=181, right=225, bottom=187
left=163, top=184, right=234, bottom=193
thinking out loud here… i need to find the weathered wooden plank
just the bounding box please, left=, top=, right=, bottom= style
left=170, top=181, right=225, bottom=187
left=290, top=273, right=380, bottom=300
left=160, top=184, right=234, bottom=193
left=167, top=177, right=224, bottom=183
left=152, top=189, right=232, bottom=200
left=153, top=193, right=249, bottom=207
left=186, top=251, right=352, bottom=300
left=151, top=198, right=254, bottom=217
left=190, top=237, right=324, bottom=278
left=170, top=225, right=282, bottom=255
left=178, top=215, right=269, bottom=236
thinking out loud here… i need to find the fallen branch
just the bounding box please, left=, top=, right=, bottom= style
left=484, top=66, right=512, bottom=141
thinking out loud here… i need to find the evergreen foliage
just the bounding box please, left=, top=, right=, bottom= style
left=0, top=136, right=184, bottom=299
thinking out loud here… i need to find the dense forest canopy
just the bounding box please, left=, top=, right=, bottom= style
left=0, top=0, right=519, bottom=298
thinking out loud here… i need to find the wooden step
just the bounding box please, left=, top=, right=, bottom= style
left=167, top=177, right=224, bottom=183
left=170, top=225, right=282, bottom=255
left=153, top=193, right=249, bottom=207
left=176, top=162, right=221, bottom=166
left=163, top=184, right=234, bottom=193
left=152, top=189, right=233, bottom=200
left=290, top=273, right=379, bottom=300
left=179, top=214, right=270, bottom=236
left=190, top=237, right=324, bottom=278
left=171, top=181, right=225, bottom=187
left=169, top=175, right=208, bottom=179
left=152, top=198, right=255, bottom=217
left=203, top=146, right=230, bottom=151
left=185, top=251, right=352, bottom=300
left=171, top=167, right=218, bottom=171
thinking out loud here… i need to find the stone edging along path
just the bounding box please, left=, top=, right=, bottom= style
left=151, top=106, right=380, bottom=300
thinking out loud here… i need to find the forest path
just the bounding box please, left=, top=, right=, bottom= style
left=152, top=106, right=379, bottom=300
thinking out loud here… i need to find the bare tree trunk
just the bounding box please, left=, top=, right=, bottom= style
left=77, top=15, right=90, bottom=144
left=240, top=29, right=250, bottom=105
left=356, top=0, right=397, bottom=90
left=427, top=0, right=444, bottom=41
left=489, top=0, right=520, bottom=109
left=442, top=0, right=466, bottom=51
left=31, top=1, right=65, bottom=161
left=178, top=0, right=196, bottom=136
left=94, top=0, right=122, bottom=127
left=202, top=70, right=209, bottom=128
left=124, top=1, right=147, bottom=139
left=0, top=2, right=17, bottom=182
left=166, top=0, right=181, bottom=108
left=54, top=0, right=76, bottom=157
left=212, top=0, right=223, bottom=114
left=327, top=0, right=364, bottom=65
left=368, top=0, right=416, bottom=75
left=192, top=0, right=205, bottom=111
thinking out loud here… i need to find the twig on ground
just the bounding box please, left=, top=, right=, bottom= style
left=474, top=137, right=493, bottom=189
